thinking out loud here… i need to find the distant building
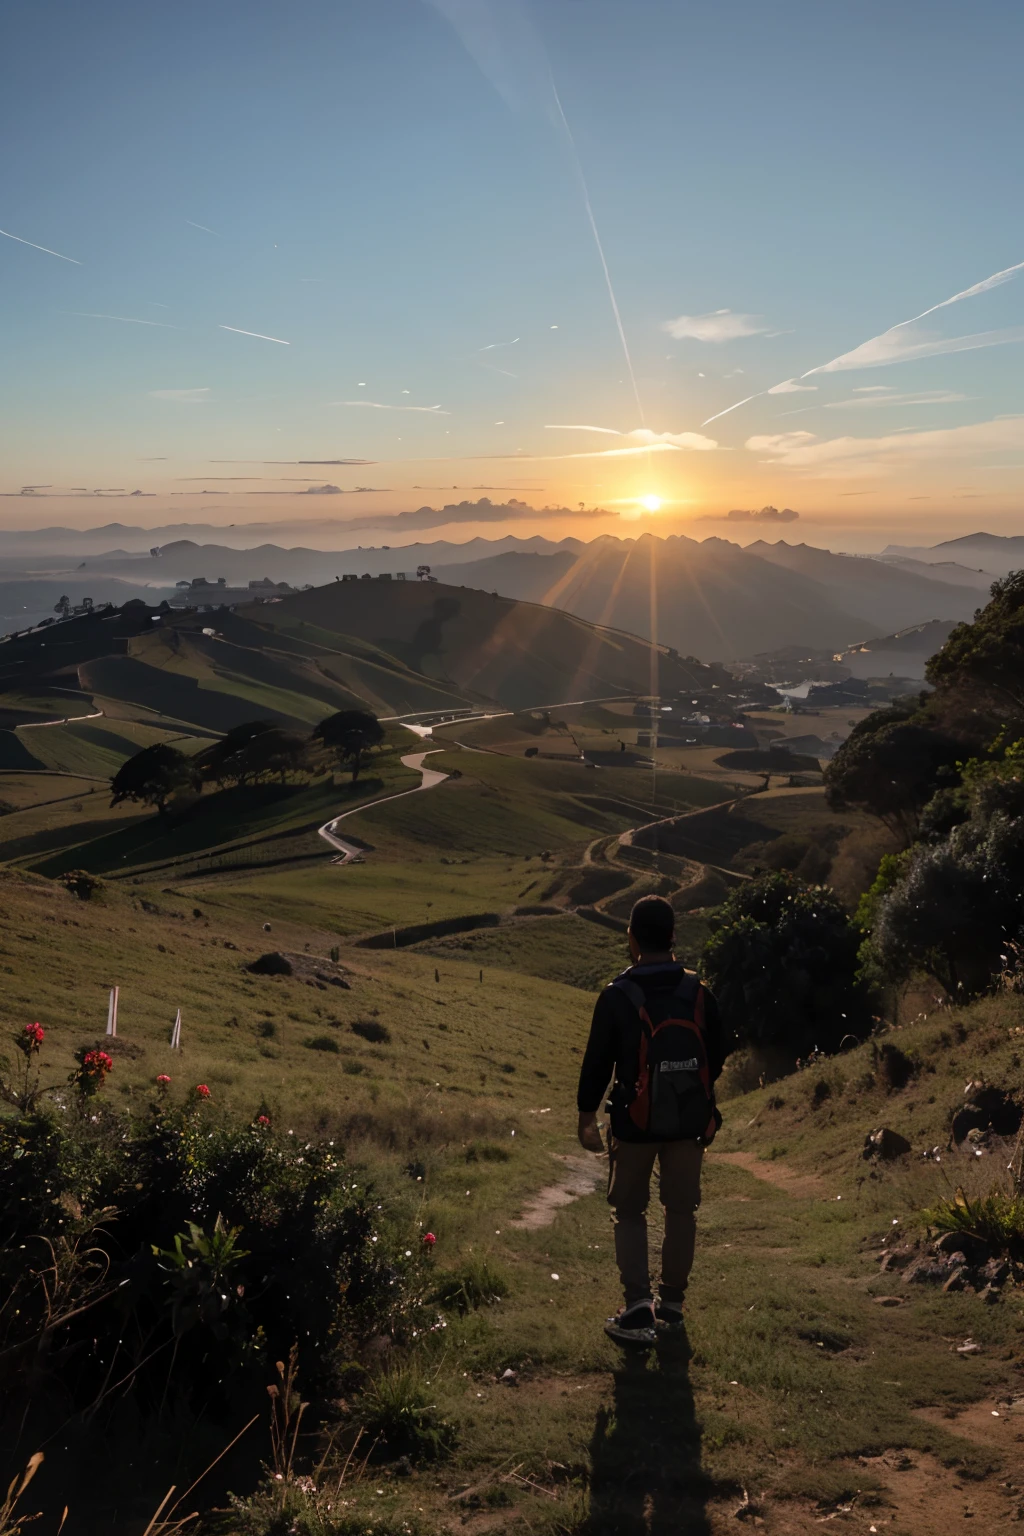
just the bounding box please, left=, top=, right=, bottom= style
left=170, top=576, right=297, bottom=612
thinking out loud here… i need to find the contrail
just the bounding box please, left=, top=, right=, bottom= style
left=701, top=257, right=1024, bottom=426
left=0, top=228, right=81, bottom=264
left=549, top=78, right=645, bottom=427
left=62, top=311, right=177, bottom=328
left=186, top=220, right=220, bottom=236
left=218, top=324, right=290, bottom=345
left=480, top=338, right=520, bottom=350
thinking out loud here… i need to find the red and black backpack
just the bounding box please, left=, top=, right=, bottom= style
left=614, top=970, right=720, bottom=1142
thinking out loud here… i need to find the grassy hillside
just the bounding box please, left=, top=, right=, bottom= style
left=3, top=862, right=1023, bottom=1533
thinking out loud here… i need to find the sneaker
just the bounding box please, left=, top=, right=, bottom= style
left=655, top=1300, right=685, bottom=1332
left=604, top=1299, right=657, bottom=1347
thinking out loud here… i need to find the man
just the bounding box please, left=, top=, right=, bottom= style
left=577, top=894, right=727, bottom=1345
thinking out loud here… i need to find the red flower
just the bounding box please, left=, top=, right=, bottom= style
left=194, top=1083, right=211, bottom=1099
left=83, top=1049, right=113, bottom=1075
left=257, top=1114, right=271, bottom=1126
left=422, top=1232, right=436, bottom=1247
left=25, top=1022, right=45, bottom=1045
left=156, top=1073, right=171, bottom=1087
left=17, top=1021, right=45, bottom=1057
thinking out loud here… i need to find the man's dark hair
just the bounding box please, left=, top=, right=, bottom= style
left=629, top=894, right=675, bottom=953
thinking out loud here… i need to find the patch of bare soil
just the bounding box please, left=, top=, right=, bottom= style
left=509, top=1153, right=605, bottom=1230
left=710, top=1148, right=828, bottom=1199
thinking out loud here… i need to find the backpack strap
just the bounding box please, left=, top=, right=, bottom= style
left=612, top=976, right=648, bottom=1014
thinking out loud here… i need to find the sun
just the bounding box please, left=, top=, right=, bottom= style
left=639, top=494, right=662, bottom=512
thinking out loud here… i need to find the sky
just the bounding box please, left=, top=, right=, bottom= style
left=2, top=0, right=1024, bottom=553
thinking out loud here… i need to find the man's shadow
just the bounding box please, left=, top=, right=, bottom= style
left=588, top=1330, right=711, bottom=1535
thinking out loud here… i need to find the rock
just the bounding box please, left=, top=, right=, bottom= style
left=863, top=1127, right=912, bottom=1162
left=247, top=951, right=293, bottom=976
left=905, top=1257, right=954, bottom=1285
left=956, top=1340, right=982, bottom=1354
left=935, top=1231, right=990, bottom=1263
left=873, top=1296, right=905, bottom=1307
left=978, top=1283, right=1001, bottom=1305
left=952, top=1084, right=1022, bottom=1144
left=980, top=1257, right=1011, bottom=1286
left=943, top=1270, right=968, bottom=1293
left=878, top=1245, right=918, bottom=1272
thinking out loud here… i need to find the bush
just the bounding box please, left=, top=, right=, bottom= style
left=305, top=1035, right=341, bottom=1053
left=0, top=1092, right=414, bottom=1428
left=353, top=1367, right=457, bottom=1462
left=350, top=1018, right=391, bottom=1045
left=701, top=872, right=871, bottom=1063
left=925, top=1188, right=1024, bottom=1259
left=431, top=1256, right=509, bottom=1315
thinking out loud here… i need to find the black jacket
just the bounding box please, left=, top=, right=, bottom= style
left=577, top=962, right=727, bottom=1142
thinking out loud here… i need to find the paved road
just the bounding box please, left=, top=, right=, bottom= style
left=318, top=749, right=448, bottom=864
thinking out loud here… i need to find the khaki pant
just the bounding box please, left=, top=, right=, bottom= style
left=607, top=1136, right=703, bottom=1306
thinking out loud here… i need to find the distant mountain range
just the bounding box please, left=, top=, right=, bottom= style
left=0, top=521, right=1015, bottom=660
left=881, top=532, right=1024, bottom=577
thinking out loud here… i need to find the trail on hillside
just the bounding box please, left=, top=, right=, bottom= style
left=710, top=1148, right=828, bottom=1198
left=318, top=749, right=448, bottom=863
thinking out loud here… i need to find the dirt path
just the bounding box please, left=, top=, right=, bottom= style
left=709, top=1148, right=829, bottom=1198
left=509, top=1153, right=605, bottom=1230
left=318, top=749, right=448, bottom=864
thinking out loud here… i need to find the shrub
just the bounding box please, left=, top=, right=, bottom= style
left=925, top=1188, right=1024, bottom=1259
left=353, top=1367, right=457, bottom=1462
left=305, top=1035, right=340, bottom=1053
left=0, top=1095, right=413, bottom=1427
left=350, top=1018, right=391, bottom=1045
left=431, top=1256, right=509, bottom=1315
left=701, top=872, right=872, bottom=1063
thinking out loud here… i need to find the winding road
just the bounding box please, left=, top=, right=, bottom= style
left=318, top=749, right=449, bottom=864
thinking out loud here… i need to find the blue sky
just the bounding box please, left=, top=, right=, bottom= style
left=2, top=0, right=1023, bottom=549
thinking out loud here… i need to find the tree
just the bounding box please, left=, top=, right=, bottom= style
left=197, top=721, right=281, bottom=788
left=927, top=569, right=1024, bottom=723
left=110, top=744, right=199, bottom=818
left=824, top=705, right=963, bottom=844
left=314, top=710, right=385, bottom=783
left=701, top=872, right=871, bottom=1064
left=868, top=744, right=1024, bottom=998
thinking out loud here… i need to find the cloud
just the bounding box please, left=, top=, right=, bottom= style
left=699, top=506, right=799, bottom=524
left=64, top=311, right=177, bottom=328
left=822, top=389, right=967, bottom=409
left=218, top=324, right=290, bottom=345
left=422, top=0, right=551, bottom=116
left=149, top=388, right=210, bottom=402
left=545, top=423, right=719, bottom=451
left=746, top=415, right=1024, bottom=478
left=702, top=256, right=1024, bottom=426
left=209, top=458, right=377, bottom=466
left=0, top=227, right=81, bottom=263
left=663, top=309, right=768, bottom=343
left=186, top=220, right=220, bottom=236
left=480, top=337, right=520, bottom=350
left=804, top=325, right=1024, bottom=376
left=341, top=496, right=614, bottom=531
left=332, top=400, right=450, bottom=414
left=767, top=379, right=817, bottom=395
left=298, top=484, right=343, bottom=495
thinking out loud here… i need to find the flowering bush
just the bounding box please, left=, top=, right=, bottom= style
left=193, top=1083, right=211, bottom=1100
left=156, top=1073, right=171, bottom=1090
left=257, top=1114, right=271, bottom=1127
left=71, top=1047, right=113, bottom=1098
left=422, top=1231, right=436, bottom=1248
left=18, top=1022, right=45, bottom=1056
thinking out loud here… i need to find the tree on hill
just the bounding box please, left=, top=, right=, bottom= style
left=701, top=872, right=871, bottom=1065
left=867, top=741, right=1024, bottom=998
left=314, top=710, right=385, bottom=783
left=927, top=568, right=1024, bottom=723
left=110, top=743, right=200, bottom=818
left=197, top=721, right=308, bottom=787
left=823, top=705, right=963, bottom=845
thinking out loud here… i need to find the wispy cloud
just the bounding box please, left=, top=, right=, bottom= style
left=702, top=256, right=1024, bottom=426
left=480, top=337, right=520, bottom=350
left=333, top=400, right=450, bottom=414
left=544, top=423, right=718, bottom=451
left=663, top=309, right=768, bottom=343
left=823, top=389, right=967, bottom=409
left=186, top=220, right=220, bottom=236
left=209, top=458, right=377, bottom=466
left=0, top=227, right=81, bottom=264
left=149, top=387, right=210, bottom=402
left=218, top=324, right=290, bottom=345
left=767, top=379, right=817, bottom=394
left=63, top=311, right=177, bottom=328
left=746, top=414, right=1024, bottom=478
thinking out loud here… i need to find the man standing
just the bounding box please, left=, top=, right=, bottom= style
left=577, top=895, right=727, bottom=1345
